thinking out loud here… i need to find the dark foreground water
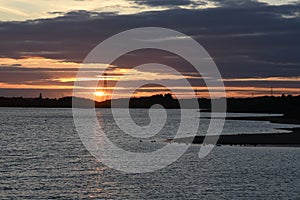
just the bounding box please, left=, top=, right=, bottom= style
left=1, top=108, right=300, bottom=199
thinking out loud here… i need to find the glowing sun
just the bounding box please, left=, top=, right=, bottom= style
left=94, top=91, right=106, bottom=97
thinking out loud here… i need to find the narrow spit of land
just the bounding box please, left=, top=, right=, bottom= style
left=169, top=128, right=300, bottom=147
left=168, top=116, right=300, bottom=147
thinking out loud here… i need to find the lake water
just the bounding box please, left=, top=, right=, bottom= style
left=1, top=108, right=300, bottom=199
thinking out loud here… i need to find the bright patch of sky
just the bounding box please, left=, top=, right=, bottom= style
left=0, top=0, right=217, bottom=21
left=257, top=0, right=296, bottom=5
left=0, top=0, right=295, bottom=21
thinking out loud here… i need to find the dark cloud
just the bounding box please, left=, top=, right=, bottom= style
left=48, top=11, right=65, bottom=15
left=133, top=0, right=194, bottom=7
left=211, top=0, right=267, bottom=7
left=132, top=0, right=269, bottom=8
left=0, top=65, right=75, bottom=85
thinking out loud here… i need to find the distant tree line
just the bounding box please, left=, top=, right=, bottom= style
left=0, top=94, right=299, bottom=116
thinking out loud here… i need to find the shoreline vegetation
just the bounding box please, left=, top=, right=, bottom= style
left=0, top=93, right=299, bottom=112
left=0, top=93, right=299, bottom=119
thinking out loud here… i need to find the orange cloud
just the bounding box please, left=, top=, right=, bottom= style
left=1, top=57, right=300, bottom=99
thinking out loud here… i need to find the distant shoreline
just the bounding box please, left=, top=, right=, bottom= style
left=0, top=94, right=300, bottom=114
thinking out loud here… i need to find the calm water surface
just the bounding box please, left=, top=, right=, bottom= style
left=1, top=108, right=299, bottom=199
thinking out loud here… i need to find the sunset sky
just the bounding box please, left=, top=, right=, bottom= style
left=0, top=0, right=300, bottom=100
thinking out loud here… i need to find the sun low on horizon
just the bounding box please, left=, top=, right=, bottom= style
left=94, top=91, right=107, bottom=102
